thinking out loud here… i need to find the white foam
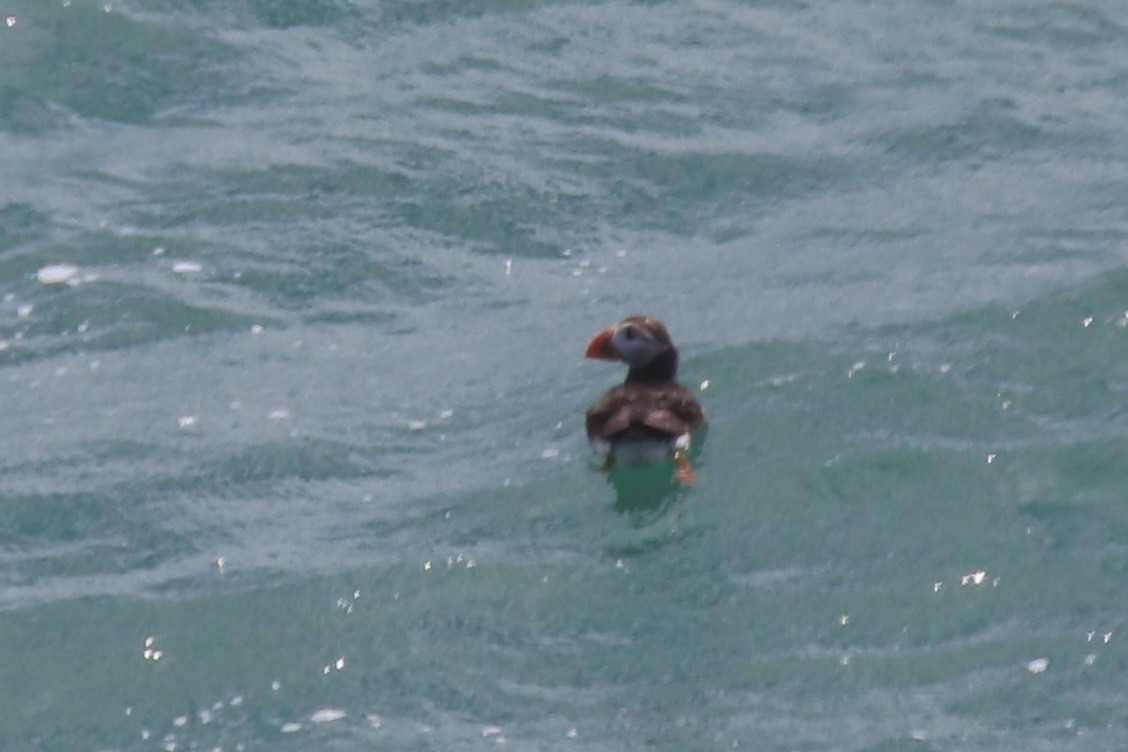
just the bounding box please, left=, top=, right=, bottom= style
left=311, top=708, right=347, bottom=724
left=37, top=264, right=79, bottom=285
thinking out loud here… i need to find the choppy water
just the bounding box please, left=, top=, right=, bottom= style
left=5, top=0, right=1128, bottom=749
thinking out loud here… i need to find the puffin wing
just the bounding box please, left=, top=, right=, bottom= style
left=637, top=406, right=693, bottom=436
left=585, top=388, right=632, bottom=440
left=586, top=384, right=704, bottom=440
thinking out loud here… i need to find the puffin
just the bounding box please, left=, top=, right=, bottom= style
left=584, top=315, right=706, bottom=484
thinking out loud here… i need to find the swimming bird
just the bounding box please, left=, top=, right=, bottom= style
left=584, top=315, right=705, bottom=484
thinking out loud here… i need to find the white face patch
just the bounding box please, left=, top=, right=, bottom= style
left=610, top=322, right=665, bottom=367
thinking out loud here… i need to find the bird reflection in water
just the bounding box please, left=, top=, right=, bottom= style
left=606, top=425, right=707, bottom=526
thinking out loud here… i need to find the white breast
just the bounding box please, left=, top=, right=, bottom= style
left=591, top=433, right=690, bottom=465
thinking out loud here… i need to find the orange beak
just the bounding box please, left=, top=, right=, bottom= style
left=585, top=327, right=618, bottom=360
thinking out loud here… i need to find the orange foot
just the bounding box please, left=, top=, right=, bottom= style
left=673, top=451, right=695, bottom=485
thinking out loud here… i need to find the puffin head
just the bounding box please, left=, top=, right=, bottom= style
left=585, top=315, right=675, bottom=370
